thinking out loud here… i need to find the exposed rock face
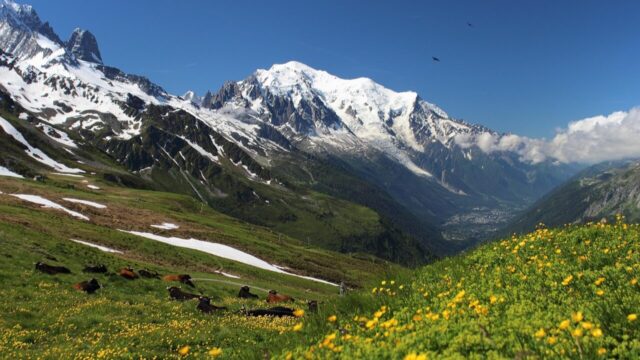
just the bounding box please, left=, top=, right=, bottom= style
left=66, top=28, right=102, bottom=63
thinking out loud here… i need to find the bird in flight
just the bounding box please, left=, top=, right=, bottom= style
left=467, top=22, right=474, bottom=28
left=432, top=56, right=440, bottom=62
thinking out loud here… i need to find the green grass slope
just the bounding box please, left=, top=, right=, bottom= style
left=282, top=219, right=640, bottom=359
left=0, top=173, right=407, bottom=358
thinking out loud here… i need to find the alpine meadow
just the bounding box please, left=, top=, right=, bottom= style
left=0, top=0, right=639, bottom=359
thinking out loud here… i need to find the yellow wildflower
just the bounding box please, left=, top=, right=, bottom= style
left=597, top=348, right=607, bottom=355
left=327, top=315, right=337, bottom=323
left=591, top=328, right=603, bottom=337
left=293, top=309, right=305, bottom=318
left=596, top=289, right=604, bottom=296
left=581, top=322, right=594, bottom=330
left=628, top=314, right=638, bottom=322
left=178, top=346, right=190, bottom=356
left=404, top=353, right=427, bottom=360
left=547, top=336, right=558, bottom=345
left=594, top=277, right=605, bottom=286
left=562, top=275, right=574, bottom=286
left=571, top=311, right=583, bottom=323
left=293, top=323, right=303, bottom=332
left=559, top=319, right=571, bottom=330
left=572, top=328, right=583, bottom=337
left=534, top=328, right=546, bottom=338
left=208, top=347, right=222, bottom=357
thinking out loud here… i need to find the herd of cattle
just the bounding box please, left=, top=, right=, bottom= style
left=35, top=262, right=317, bottom=317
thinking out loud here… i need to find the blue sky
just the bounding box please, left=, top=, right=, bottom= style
left=27, top=0, right=640, bottom=137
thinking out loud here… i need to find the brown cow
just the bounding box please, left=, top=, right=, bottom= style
left=73, top=279, right=101, bottom=294
left=167, top=286, right=199, bottom=301
left=196, top=297, right=227, bottom=313
left=266, top=290, right=294, bottom=304
left=162, top=274, right=195, bottom=287
left=119, top=267, right=139, bottom=280
left=35, top=262, right=71, bottom=275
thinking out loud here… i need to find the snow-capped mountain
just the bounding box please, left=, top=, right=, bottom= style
left=0, top=0, right=578, bottom=249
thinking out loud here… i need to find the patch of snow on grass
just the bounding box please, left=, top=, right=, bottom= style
left=121, top=230, right=337, bottom=286
left=215, top=271, right=241, bottom=279
left=10, top=194, right=89, bottom=220
left=62, top=198, right=106, bottom=209
left=70, top=239, right=122, bottom=253
left=150, top=222, right=180, bottom=230
left=87, top=185, right=101, bottom=190
left=52, top=173, right=84, bottom=178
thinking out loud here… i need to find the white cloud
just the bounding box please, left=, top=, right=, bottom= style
left=455, top=107, right=640, bottom=164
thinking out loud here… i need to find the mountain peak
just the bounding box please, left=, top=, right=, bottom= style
left=182, top=90, right=202, bottom=105
left=66, top=27, right=102, bottom=63
left=1, top=0, right=33, bottom=15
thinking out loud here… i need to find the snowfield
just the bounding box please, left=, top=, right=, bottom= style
left=10, top=194, right=89, bottom=220
left=35, top=123, right=78, bottom=148
left=62, top=198, right=106, bottom=209
left=0, top=166, right=23, bottom=178
left=70, top=239, right=122, bottom=253
left=150, top=222, right=180, bottom=230
left=0, top=116, right=84, bottom=174
left=121, top=230, right=337, bottom=286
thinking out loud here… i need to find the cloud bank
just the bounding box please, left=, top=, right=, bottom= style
left=455, top=107, right=640, bottom=164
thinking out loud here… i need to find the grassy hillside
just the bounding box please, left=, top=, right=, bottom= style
left=0, top=172, right=410, bottom=358
left=281, top=219, right=640, bottom=359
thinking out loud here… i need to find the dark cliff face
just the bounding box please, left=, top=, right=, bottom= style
left=66, top=28, right=102, bottom=63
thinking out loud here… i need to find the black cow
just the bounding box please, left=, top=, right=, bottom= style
left=35, top=262, right=71, bottom=275
left=167, top=286, right=199, bottom=301
left=196, top=297, right=227, bottom=313
left=308, top=300, right=318, bottom=313
left=138, top=269, right=160, bottom=279
left=238, top=286, right=259, bottom=299
left=73, top=279, right=101, bottom=294
left=244, top=306, right=295, bottom=317
left=83, top=264, right=107, bottom=273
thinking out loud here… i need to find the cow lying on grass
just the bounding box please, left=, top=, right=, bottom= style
left=35, top=262, right=71, bottom=275
left=197, top=297, right=227, bottom=313
left=162, top=274, right=195, bottom=287
left=238, top=286, right=259, bottom=299
left=266, top=290, right=294, bottom=303
left=73, top=279, right=101, bottom=294
left=119, top=267, right=139, bottom=280
left=167, top=286, right=199, bottom=301
left=83, top=264, right=107, bottom=273
left=308, top=300, right=318, bottom=313
left=243, top=306, right=295, bottom=317
left=138, top=269, right=160, bottom=279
